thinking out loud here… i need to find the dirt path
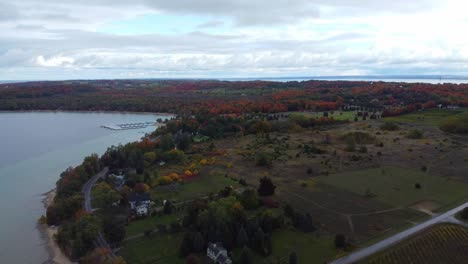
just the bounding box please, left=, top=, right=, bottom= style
left=281, top=188, right=406, bottom=237
left=282, top=189, right=403, bottom=217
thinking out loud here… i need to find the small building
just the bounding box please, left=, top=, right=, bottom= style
left=108, top=173, right=125, bottom=189
left=129, top=192, right=151, bottom=216
left=234, top=187, right=247, bottom=195
left=207, top=243, right=232, bottom=264
left=447, top=105, right=460, bottom=110
left=136, top=205, right=148, bottom=216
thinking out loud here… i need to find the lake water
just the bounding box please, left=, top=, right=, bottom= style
left=218, top=76, right=468, bottom=84
left=2, top=76, right=468, bottom=85
left=0, top=111, right=172, bottom=264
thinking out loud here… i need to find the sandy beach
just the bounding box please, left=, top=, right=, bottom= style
left=41, top=190, right=76, bottom=264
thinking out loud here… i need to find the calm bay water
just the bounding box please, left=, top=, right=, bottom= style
left=220, top=76, right=468, bottom=84
left=0, top=112, right=171, bottom=264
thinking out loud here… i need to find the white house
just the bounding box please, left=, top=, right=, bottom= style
left=136, top=205, right=148, bottom=216
left=207, top=243, right=232, bottom=264
left=129, top=192, right=151, bottom=216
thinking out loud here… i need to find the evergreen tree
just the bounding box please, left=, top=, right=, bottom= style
left=264, top=235, right=272, bottom=256
left=143, top=171, right=151, bottom=184
left=303, top=213, right=315, bottom=232
left=160, top=133, right=175, bottom=151
left=239, top=246, right=254, bottom=264
left=164, top=200, right=173, bottom=214
left=289, top=251, right=298, bottom=264
left=284, top=204, right=295, bottom=218
left=246, top=219, right=259, bottom=238
left=253, top=228, right=266, bottom=253
left=219, top=223, right=234, bottom=250
left=175, top=132, right=192, bottom=151
left=207, top=226, right=217, bottom=243
left=334, top=234, right=347, bottom=249
left=237, top=226, right=248, bottom=247
left=257, top=177, right=276, bottom=196
left=239, top=189, right=259, bottom=210
left=261, top=214, right=274, bottom=234
left=180, top=232, right=193, bottom=257
left=192, top=232, right=205, bottom=253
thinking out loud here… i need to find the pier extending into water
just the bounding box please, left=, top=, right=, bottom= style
left=101, top=122, right=156, bottom=130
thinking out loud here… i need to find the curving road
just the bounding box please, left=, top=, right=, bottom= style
left=82, top=167, right=108, bottom=212
left=82, top=167, right=116, bottom=259
left=331, top=201, right=468, bottom=264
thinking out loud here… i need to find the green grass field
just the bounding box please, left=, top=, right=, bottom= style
left=120, top=233, right=184, bottom=264
left=384, top=108, right=468, bottom=126
left=126, top=213, right=183, bottom=238
left=296, top=111, right=356, bottom=121
left=319, top=166, right=468, bottom=208
left=266, top=229, right=337, bottom=263
left=151, top=171, right=239, bottom=202
left=232, top=229, right=337, bottom=263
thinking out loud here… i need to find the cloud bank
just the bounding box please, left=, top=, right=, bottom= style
left=0, top=0, right=466, bottom=80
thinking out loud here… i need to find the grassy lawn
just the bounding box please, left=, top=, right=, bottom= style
left=267, top=229, right=337, bottom=263
left=384, top=108, right=468, bottom=126
left=319, top=166, right=468, bottom=208
left=295, top=111, right=356, bottom=121
left=126, top=213, right=183, bottom=237
left=151, top=171, right=239, bottom=202
left=120, top=233, right=184, bottom=264
left=233, top=229, right=337, bottom=263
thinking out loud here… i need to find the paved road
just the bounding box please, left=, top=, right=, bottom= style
left=82, top=167, right=116, bottom=259
left=331, top=201, right=468, bottom=264
left=82, top=167, right=108, bottom=211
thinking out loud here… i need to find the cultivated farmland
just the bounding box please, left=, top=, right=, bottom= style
left=364, top=224, right=468, bottom=264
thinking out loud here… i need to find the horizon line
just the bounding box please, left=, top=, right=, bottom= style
left=2, top=74, right=468, bottom=83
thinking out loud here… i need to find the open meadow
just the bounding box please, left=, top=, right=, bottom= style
left=120, top=233, right=183, bottom=264
left=384, top=108, right=468, bottom=126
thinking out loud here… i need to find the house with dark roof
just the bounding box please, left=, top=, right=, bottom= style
left=108, top=172, right=125, bottom=189
left=129, top=192, right=151, bottom=216
left=207, top=243, right=232, bottom=264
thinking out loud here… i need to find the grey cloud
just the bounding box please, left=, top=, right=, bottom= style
left=1, top=0, right=439, bottom=26
left=0, top=3, right=19, bottom=21
left=0, top=0, right=464, bottom=80
left=141, top=0, right=320, bottom=26
left=324, top=32, right=370, bottom=42
left=196, top=20, right=225, bottom=29
left=15, top=24, right=47, bottom=31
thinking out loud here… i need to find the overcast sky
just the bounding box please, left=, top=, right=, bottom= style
left=1, top=0, right=467, bottom=80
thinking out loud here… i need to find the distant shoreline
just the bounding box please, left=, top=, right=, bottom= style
left=0, top=110, right=176, bottom=117
left=1, top=75, right=468, bottom=85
